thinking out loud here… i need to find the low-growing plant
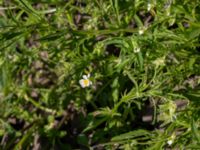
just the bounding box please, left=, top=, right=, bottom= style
left=0, top=0, right=200, bottom=149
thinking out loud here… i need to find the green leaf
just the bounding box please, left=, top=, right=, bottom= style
left=0, top=61, right=12, bottom=95
left=136, top=52, right=143, bottom=71
left=183, top=90, right=200, bottom=102
left=83, top=117, right=108, bottom=133
left=111, top=77, right=119, bottom=103
left=191, top=119, right=200, bottom=143
left=187, top=145, right=200, bottom=149
left=2, top=31, right=23, bottom=41
left=186, top=22, right=200, bottom=39
left=38, top=32, right=66, bottom=41
left=14, top=0, right=41, bottom=20
left=111, top=129, right=150, bottom=142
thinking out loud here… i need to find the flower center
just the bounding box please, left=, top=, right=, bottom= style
left=83, top=79, right=89, bottom=86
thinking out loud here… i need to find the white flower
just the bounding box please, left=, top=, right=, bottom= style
left=153, top=57, right=165, bottom=67
left=79, top=74, right=92, bottom=88
left=167, top=133, right=176, bottom=146
left=167, top=140, right=173, bottom=146
left=147, top=3, right=151, bottom=11
left=138, top=27, right=147, bottom=35
left=139, top=29, right=144, bottom=35
left=134, top=47, right=140, bottom=53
